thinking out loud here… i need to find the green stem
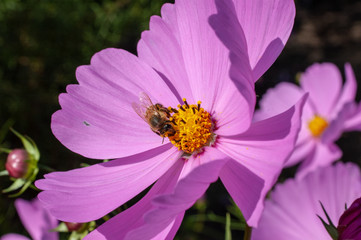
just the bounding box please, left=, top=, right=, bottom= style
left=38, top=163, right=56, bottom=172
left=29, top=183, right=40, bottom=191
left=0, top=147, right=11, bottom=154
left=243, top=224, right=252, bottom=240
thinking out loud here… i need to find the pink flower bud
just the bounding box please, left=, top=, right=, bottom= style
left=337, top=197, right=361, bottom=240
left=6, top=149, right=29, bottom=178
left=64, top=222, right=83, bottom=231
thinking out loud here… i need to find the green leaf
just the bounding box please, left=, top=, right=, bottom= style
left=69, top=231, right=88, bottom=240
left=2, top=178, right=25, bottom=193
left=8, top=168, right=39, bottom=197
left=225, top=212, right=232, bottom=240
left=317, top=215, right=339, bottom=240
left=25, top=135, right=40, bottom=161
left=317, top=201, right=339, bottom=240
left=52, top=222, right=69, bottom=232
left=0, top=170, right=9, bottom=176
left=80, top=163, right=90, bottom=168
left=0, top=147, right=11, bottom=154
left=9, top=179, right=31, bottom=197
left=10, top=128, right=39, bottom=161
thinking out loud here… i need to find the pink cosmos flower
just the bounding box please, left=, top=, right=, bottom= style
left=252, top=162, right=361, bottom=240
left=35, top=0, right=303, bottom=238
left=255, top=62, right=361, bottom=178
left=0, top=198, right=58, bottom=240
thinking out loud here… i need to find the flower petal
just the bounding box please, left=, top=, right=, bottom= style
left=254, top=82, right=314, bottom=145
left=52, top=48, right=179, bottom=159
left=219, top=159, right=264, bottom=223
left=285, top=138, right=315, bottom=167
left=208, top=0, right=255, bottom=99
left=333, top=63, right=357, bottom=116
left=218, top=94, right=306, bottom=226
left=14, top=199, right=58, bottom=240
left=344, top=102, right=361, bottom=131
left=252, top=163, right=361, bottom=240
left=296, top=142, right=342, bottom=179
left=125, top=148, right=229, bottom=240
left=300, top=63, right=342, bottom=118
left=36, top=145, right=180, bottom=222
left=83, top=159, right=184, bottom=240
left=210, top=0, right=295, bottom=80
left=322, top=102, right=357, bottom=144
left=137, top=4, right=194, bottom=103
left=0, top=234, right=30, bottom=240
left=337, top=197, right=361, bottom=240
left=172, top=0, right=255, bottom=134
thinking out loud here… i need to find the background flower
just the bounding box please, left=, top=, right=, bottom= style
left=337, top=197, right=361, bottom=240
left=255, top=62, right=361, bottom=178
left=252, top=162, right=361, bottom=240
left=0, top=198, right=58, bottom=240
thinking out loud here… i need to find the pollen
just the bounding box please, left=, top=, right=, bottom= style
left=167, top=98, right=214, bottom=154
left=308, top=115, right=328, bottom=137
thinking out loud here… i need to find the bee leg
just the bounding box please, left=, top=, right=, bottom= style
left=151, top=128, right=161, bottom=136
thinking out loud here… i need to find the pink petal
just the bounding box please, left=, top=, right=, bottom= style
left=15, top=199, right=58, bottom=240
left=52, top=48, right=179, bottom=159
left=85, top=147, right=228, bottom=240
left=208, top=0, right=255, bottom=102
left=210, top=0, right=295, bottom=80
left=344, top=102, right=361, bottom=131
left=300, top=63, right=342, bottom=118
left=218, top=94, right=306, bottom=226
left=126, top=148, right=228, bottom=239
left=333, top=63, right=357, bottom=116
left=0, top=234, right=30, bottom=240
left=296, top=142, right=342, bottom=179
left=285, top=138, right=315, bottom=167
left=254, top=82, right=314, bottom=145
left=137, top=4, right=194, bottom=103
left=83, top=160, right=184, bottom=240
left=252, top=163, right=361, bottom=240
left=36, top=145, right=180, bottom=222
left=321, top=102, right=357, bottom=144
left=170, top=0, right=255, bottom=134
left=219, top=160, right=264, bottom=222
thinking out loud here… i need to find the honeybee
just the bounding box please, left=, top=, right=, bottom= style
left=132, top=92, right=176, bottom=138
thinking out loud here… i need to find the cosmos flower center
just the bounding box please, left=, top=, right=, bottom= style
left=167, top=98, right=214, bottom=154
left=308, top=115, right=328, bottom=137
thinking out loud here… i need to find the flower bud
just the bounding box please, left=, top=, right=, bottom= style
left=5, top=149, right=29, bottom=178
left=65, top=222, right=83, bottom=232
left=337, top=197, right=361, bottom=240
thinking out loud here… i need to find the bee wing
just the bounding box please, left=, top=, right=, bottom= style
left=131, top=101, right=149, bottom=123
left=138, top=91, right=155, bottom=108
left=131, top=92, right=155, bottom=123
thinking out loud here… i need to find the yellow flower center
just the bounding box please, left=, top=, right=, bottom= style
left=167, top=98, right=214, bottom=154
left=308, top=115, right=328, bottom=137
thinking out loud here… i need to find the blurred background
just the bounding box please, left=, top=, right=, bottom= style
left=0, top=0, right=360, bottom=239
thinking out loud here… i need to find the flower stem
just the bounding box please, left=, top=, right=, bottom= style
left=243, top=224, right=252, bottom=240
left=38, top=163, right=55, bottom=172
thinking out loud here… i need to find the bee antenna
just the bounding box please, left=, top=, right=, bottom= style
left=162, top=137, right=165, bottom=144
